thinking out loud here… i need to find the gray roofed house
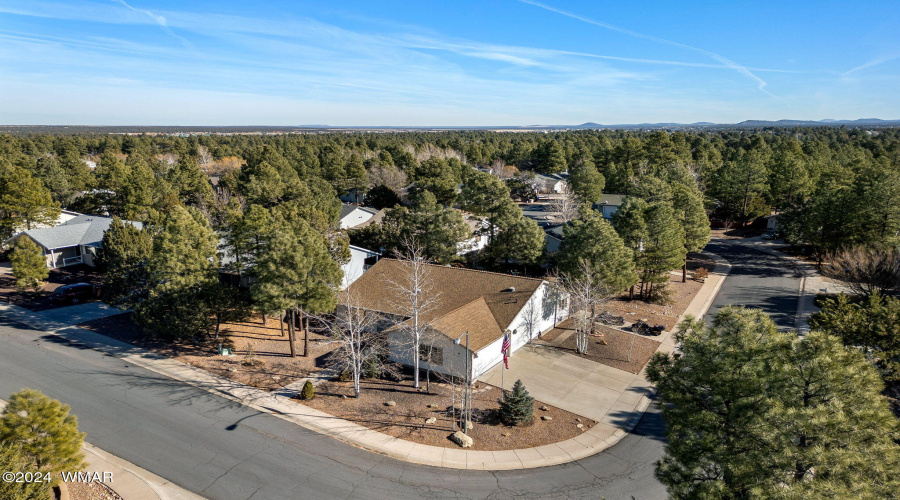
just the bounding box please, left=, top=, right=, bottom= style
left=9, top=215, right=142, bottom=268
left=595, top=194, right=627, bottom=220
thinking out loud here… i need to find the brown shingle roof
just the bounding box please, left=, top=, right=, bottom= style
left=348, top=259, right=543, bottom=351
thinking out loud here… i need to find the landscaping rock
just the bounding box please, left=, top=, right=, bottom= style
left=576, top=418, right=581, bottom=422
left=425, top=417, right=437, bottom=425
left=501, top=432, right=511, bottom=437
left=450, top=431, right=473, bottom=448
left=540, top=405, right=548, bottom=411
left=576, top=423, right=584, bottom=430
left=465, top=420, right=473, bottom=430
left=541, top=415, right=552, bottom=421
left=384, top=401, right=396, bottom=407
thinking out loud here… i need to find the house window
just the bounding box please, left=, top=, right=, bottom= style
left=419, top=345, right=443, bottom=366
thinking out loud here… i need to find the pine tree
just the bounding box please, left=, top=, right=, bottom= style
left=671, top=184, right=711, bottom=281
left=638, top=202, right=685, bottom=300
left=97, top=217, right=153, bottom=309
left=0, top=445, right=52, bottom=500
left=559, top=211, right=637, bottom=294
left=300, top=380, right=315, bottom=400
left=0, top=159, right=61, bottom=238
left=0, top=389, right=86, bottom=485
left=567, top=157, right=605, bottom=203
left=10, top=237, right=48, bottom=292
left=498, top=379, right=534, bottom=425
left=647, top=307, right=900, bottom=499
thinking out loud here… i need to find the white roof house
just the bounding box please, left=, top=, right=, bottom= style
left=533, top=173, right=568, bottom=194
left=339, top=204, right=381, bottom=230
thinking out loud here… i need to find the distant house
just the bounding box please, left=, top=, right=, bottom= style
left=8, top=215, right=142, bottom=268
left=345, top=259, right=568, bottom=380
left=339, top=203, right=382, bottom=230
left=595, top=194, right=627, bottom=220
left=457, top=214, right=490, bottom=255
left=533, top=173, right=568, bottom=194
left=338, top=188, right=365, bottom=205
left=341, top=245, right=380, bottom=289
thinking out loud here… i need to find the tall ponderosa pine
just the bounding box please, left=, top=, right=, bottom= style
left=10, top=237, right=48, bottom=292
left=559, top=211, right=637, bottom=294
left=498, top=379, right=535, bottom=425
left=671, top=184, right=711, bottom=281
left=0, top=159, right=61, bottom=239
left=0, top=389, right=87, bottom=485
left=637, top=202, right=685, bottom=299
left=647, top=307, right=900, bottom=499
left=253, top=218, right=341, bottom=357
left=568, top=157, right=605, bottom=203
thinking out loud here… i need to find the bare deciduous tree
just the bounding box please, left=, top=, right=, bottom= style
left=549, top=190, right=581, bottom=224
left=389, top=238, right=441, bottom=389
left=317, top=287, right=395, bottom=397
left=556, top=259, right=612, bottom=354
left=826, top=247, right=900, bottom=297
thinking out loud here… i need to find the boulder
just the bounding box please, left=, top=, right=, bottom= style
left=576, top=423, right=584, bottom=430
left=540, top=405, right=548, bottom=411
left=425, top=417, right=437, bottom=425
left=384, top=401, right=396, bottom=407
left=541, top=416, right=552, bottom=421
left=450, top=431, right=473, bottom=448
left=465, top=420, right=474, bottom=430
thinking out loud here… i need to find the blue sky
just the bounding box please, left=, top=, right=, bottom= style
left=1, top=0, right=898, bottom=126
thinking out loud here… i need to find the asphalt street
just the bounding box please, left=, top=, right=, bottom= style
left=0, top=238, right=800, bottom=500
left=0, top=317, right=666, bottom=500
left=703, top=239, right=803, bottom=329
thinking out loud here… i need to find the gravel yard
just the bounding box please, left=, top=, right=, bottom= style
left=300, top=378, right=594, bottom=451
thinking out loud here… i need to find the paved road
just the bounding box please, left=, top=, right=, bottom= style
left=0, top=238, right=800, bottom=500
left=703, top=239, right=803, bottom=329
left=0, top=317, right=666, bottom=500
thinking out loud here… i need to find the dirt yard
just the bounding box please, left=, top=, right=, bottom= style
left=300, top=378, right=594, bottom=451
left=0, top=264, right=103, bottom=311
left=604, top=272, right=704, bottom=332
left=79, top=314, right=342, bottom=392
left=538, top=325, right=661, bottom=374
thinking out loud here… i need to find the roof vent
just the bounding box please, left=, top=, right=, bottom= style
left=503, top=286, right=516, bottom=293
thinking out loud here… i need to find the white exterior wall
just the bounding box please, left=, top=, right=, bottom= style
left=341, top=246, right=379, bottom=289
left=388, top=328, right=472, bottom=380
left=472, top=282, right=568, bottom=380
left=600, top=205, right=619, bottom=219
left=456, top=233, right=489, bottom=255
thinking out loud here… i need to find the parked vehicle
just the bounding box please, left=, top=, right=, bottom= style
left=51, top=283, right=95, bottom=304
left=761, top=229, right=778, bottom=240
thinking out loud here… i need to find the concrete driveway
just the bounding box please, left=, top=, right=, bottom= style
left=35, top=302, right=128, bottom=328
left=479, top=344, right=652, bottom=424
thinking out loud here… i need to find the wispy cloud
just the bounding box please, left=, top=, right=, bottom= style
left=517, top=0, right=772, bottom=95
left=843, top=53, right=900, bottom=76
left=110, top=0, right=197, bottom=53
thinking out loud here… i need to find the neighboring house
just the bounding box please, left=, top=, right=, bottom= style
left=339, top=203, right=382, bottom=230
left=533, top=173, right=568, bottom=194
left=341, top=245, right=380, bottom=289
left=595, top=194, right=627, bottom=220
left=345, top=259, right=568, bottom=381
left=457, top=214, right=490, bottom=255
left=764, top=214, right=779, bottom=231
left=7, top=215, right=142, bottom=268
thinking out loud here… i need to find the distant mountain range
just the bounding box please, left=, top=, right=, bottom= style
left=2, top=119, right=899, bottom=135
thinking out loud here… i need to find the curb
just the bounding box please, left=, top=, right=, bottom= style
left=0, top=254, right=732, bottom=471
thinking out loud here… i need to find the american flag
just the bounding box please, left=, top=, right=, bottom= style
left=502, top=331, right=511, bottom=369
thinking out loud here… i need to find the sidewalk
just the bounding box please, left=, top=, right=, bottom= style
left=0, top=399, right=202, bottom=500
left=0, top=253, right=730, bottom=471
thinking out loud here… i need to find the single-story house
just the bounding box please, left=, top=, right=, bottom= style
left=594, top=194, right=627, bottom=220
left=8, top=215, right=142, bottom=268
left=533, top=173, right=568, bottom=194
left=345, top=259, right=568, bottom=381
left=341, top=245, right=380, bottom=289
left=544, top=233, right=562, bottom=254
left=339, top=203, right=382, bottom=230
left=338, top=188, right=365, bottom=205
